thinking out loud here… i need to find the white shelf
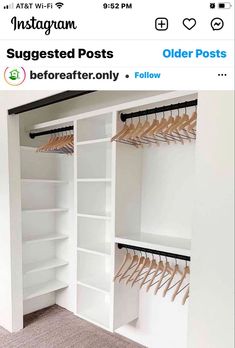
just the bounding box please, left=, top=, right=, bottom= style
left=115, top=233, right=191, bottom=257
left=23, top=233, right=68, bottom=244
left=77, top=213, right=111, bottom=220
left=77, top=243, right=111, bottom=257
left=23, top=258, right=69, bottom=274
left=77, top=138, right=111, bottom=146
left=77, top=275, right=110, bottom=294
left=77, top=178, right=111, bottom=183
left=28, top=119, right=73, bottom=131
left=24, top=280, right=68, bottom=300
left=21, top=179, right=68, bottom=184
left=22, top=208, right=68, bottom=213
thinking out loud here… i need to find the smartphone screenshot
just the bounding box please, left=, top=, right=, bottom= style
left=0, top=1, right=234, bottom=348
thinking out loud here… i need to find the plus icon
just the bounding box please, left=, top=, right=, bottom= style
left=155, top=17, right=169, bottom=31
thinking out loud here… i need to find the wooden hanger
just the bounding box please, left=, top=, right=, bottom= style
left=146, top=259, right=164, bottom=292
left=164, top=112, right=185, bottom=144
left=139, top=256, right=158, bottom=289
left=182, top=286, right=190, bottom=305
left=188, top=120, right=197, bottom=133
left=51, top=133, right=74, bottom=154
left=154, top=260, right=172, bottom=295
left=141, top=115, right=169, bottom=146
left=126, top=253, right=145, bottom=285
left=134, top=115, right=151, bottom=139
left=177, top=110, right=197, bottom=142
left=111, top=122, right=130, bottom=142
left=152, top=112, right=169, bottom=135
left=37, top=134, right=56, bottom=152
left=114, top=249, right=132, bottom=281
left=119, top=252, right=139, bottom=283
left=172, top=264, right=190, bottom=302
left=141, top=114, right=159, bottom=138
left=179, top=111, right=197, bottom=131
left=118, top=121, right=140, bottom=147
left=131, top=254, right=151, bottom=287
left=129, top=118, right=143, bottom=139
left=156, top=113, right=176, bottom=144
left=124, top=118, right=145, bottom=146
left=163, top=262, right=181, bottom=297
left=52, top=133, right=70, bottom=153
left=170, top=112, right=189, bottom=133
left=111, top=102, right=197, bottom=147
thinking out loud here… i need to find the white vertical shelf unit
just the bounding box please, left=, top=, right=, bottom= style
left=75, top=112, right=114, bottom=330
left=20, top=134, right=74, bottom=315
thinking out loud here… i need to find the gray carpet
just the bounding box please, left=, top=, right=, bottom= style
left=0, top=305, right=145, bottom=348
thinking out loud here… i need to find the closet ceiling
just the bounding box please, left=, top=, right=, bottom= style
left=8, top=90, right=96, bottom=115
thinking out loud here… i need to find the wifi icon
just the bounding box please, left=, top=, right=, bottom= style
left=55, top=2, right=64, bottom=9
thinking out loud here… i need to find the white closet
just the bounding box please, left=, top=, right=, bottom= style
left=11, top=91, right=199, bottom=347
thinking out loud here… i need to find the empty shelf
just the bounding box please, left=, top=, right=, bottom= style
left=77, top=213, right=111, bottom=220
left=77, top=243, right=111, bottom=257
left=21, top=179, right=68, bottom=184
left=22, top=208, right=68, bottom=213
left=24, top=280, right=68, bottom=300
left=23, top=258, right=68, bottom=274
left=77, top=274, right=110, bottom=294
left=23, top=233, right=68, bottom=244
left=115, top=233, right=191, bottom=257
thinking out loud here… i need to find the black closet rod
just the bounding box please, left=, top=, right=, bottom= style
left=117, top=243, right=191, bottom=262
left=29, top=126, right=74, bottom=139
left=120, top=99, right=198, bottom=123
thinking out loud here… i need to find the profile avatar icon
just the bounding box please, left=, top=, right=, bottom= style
left=4, top=67, right=26, bottom=86
left=9, top=68, right=20, bottom=81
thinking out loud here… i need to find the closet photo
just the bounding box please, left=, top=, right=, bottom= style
left=0, top=90, right=233, bottom=348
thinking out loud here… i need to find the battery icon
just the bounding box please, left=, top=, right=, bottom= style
left=218, top=2, right=232, bottom=8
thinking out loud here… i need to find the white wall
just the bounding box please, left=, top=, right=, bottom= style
left=188, top=91, right=234, bottom=348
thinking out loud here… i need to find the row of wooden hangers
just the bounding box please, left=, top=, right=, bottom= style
left=114, top=248, right=190, bottom=305
left=111, top=108, right=197, bottom=147
left=37, top=131, right=74, bottom=154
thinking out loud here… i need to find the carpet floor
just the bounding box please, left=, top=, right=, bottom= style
left=0, top=305, right=145, bottom=348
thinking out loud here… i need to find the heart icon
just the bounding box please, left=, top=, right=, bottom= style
left=183, top=18, right=197, bottom=30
